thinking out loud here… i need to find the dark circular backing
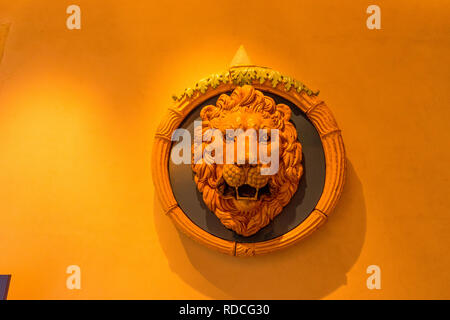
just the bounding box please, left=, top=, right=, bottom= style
left=168, top=91, right=326, bottom=243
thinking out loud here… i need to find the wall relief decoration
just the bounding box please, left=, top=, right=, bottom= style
left=191, top=85, right=303, bottom=237
left=152, top=47, right=346, bottom=256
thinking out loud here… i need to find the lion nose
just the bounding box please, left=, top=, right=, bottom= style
left=237, top=150, right=258, bottom=166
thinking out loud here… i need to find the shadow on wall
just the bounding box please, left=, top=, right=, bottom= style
left=154, top=161, right=366, bottom=299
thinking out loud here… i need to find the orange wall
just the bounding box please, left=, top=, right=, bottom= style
left=0, top=0, right=449, bottom=299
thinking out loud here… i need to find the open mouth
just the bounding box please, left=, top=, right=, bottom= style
left=236, top=184, right=257, bottom=199
left=218, top=179, right=271, bottom=201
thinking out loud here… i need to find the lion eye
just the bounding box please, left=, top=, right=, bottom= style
left=259, top=134, right=270, bottom=143
left=225, top=132, right=235, bottom=141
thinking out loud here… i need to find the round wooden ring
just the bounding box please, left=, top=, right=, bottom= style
left=152, top=66, right=346, bottom=256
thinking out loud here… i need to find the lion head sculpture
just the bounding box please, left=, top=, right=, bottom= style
left=191, top=85, right=303, bottom=236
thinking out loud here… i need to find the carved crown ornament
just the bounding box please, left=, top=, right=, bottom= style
left=152, top=46, right=346, bottom=256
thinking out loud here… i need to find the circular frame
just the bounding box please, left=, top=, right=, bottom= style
left=152, top=66, right=346, bottom=256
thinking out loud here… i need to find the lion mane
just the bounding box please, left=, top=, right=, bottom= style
left=191, top=85, right=303, bottom=236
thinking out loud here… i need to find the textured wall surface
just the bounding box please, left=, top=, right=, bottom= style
left=0, top=23, right=10, bottom=63
left=0, top=0, right=449, bottom=299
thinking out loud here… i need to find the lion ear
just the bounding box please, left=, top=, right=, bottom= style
left=200, top=105, right=217, bottom=121
left=276, top=104, right=292, bottom=121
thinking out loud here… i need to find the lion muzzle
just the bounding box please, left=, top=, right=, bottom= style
left=222, top=164, right=270, bottom=201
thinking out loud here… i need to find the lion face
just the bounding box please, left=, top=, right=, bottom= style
left=191, top=85, right=303, bottom=236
